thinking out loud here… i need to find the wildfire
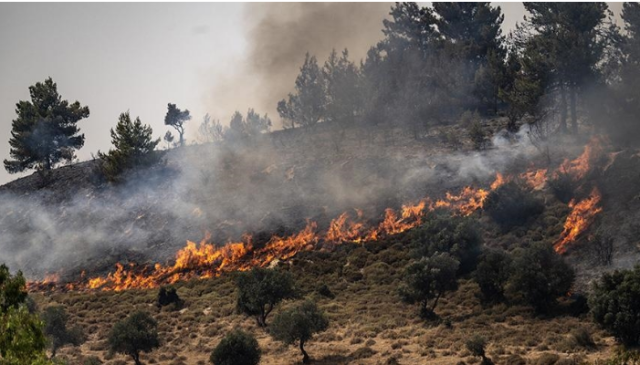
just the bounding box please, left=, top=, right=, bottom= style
left=556, top=136, right=604, bottom=181
left=554, top=188, right=603, bottom=254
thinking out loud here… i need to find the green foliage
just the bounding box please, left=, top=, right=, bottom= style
left=278, top=53, right=326, bottom=128
left=483, top=180, right=544, bottom=230
left=156, top=286, right=183, bottom=310
left=97, top=112, right=161, bottom=182
left=210, top=329, right=261, bottom=365
left=234, top=267, right=296, bottom=327
left=225, top=109, right=272, bottom=141
left=399, top=252, right=459, bottom=320
left=0, top=306, right=50, bottom=365
left=509, top=243, right=575, bottom=313
left=0, top=264, right=27, bottom=313
left=410, top=214, right=482, bottom=274
left=107, top=311, right=159, bottom=365
left=164, top=103, right=191, bottom=146
left=468, top=119, right=486, bottom=150
left=270, top=300, right=329, bottom=364
left=474, top=249, right=512, bottom=303
left=3, top=78, right=89, bottom=182
left=41, top=305, right=84, bottom=358
left=323, top=49, right=363, bottom=125
left=590, top=266, right=640, bottom=347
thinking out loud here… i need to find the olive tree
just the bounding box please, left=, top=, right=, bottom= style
left=235, top=267, right=297, bottom=327
left=108, top=311, right=160, bottom=365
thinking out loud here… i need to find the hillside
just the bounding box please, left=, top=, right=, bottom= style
left=3, top=120, right=640, bottom=364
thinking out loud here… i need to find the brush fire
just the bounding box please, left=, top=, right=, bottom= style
left=27, top=139, right=606, bottom=292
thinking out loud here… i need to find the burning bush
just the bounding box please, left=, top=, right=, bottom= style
left=235, top=267, right=297, bottom=327
left=590, top=265, right=640, bottom=347
left=474, top=249, right=513, bottom=303
left=399, top=252, right=459, bottom=320
left=210, top=329, right=261, bottom=365
left=107, top=311, right=160, bottom=365
left=508, top=243, right=575, bottom=313
left=483, top=180, right=544, bottom=230
left=410, top=214, right=482, bottom=274
left=269, top=300, right=329, bottom=364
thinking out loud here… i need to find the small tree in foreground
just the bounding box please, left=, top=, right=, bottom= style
left=210, top=329, right=261, bottom=365
left=509, top=243, right=575, bottom=313
left=0, top=263, right=28, bottom=313
left=400, top=253, right=460, bottom=320
left=41, top=305, right=84, bottom=358
left=270, top=300, right=329, bottom=364
left=108, top=311, right=159, bottom=365
left=474, top=249, right=512, bottom=303
left=590, top=265, right=640, bottom=347
left=235, top=267, right=297, bottom=327
left=466, top=335, right=493, bottom=365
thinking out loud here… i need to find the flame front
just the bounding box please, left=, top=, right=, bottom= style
left=554, top=188, right=603, bottom=254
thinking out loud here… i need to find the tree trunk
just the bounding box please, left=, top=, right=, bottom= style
left=300, top=340, right=310, bottom=364
left=570, top=84, right=578, bottom=135
left=559, top=85, right=568, bottom=134
left=132, top=353, right=142, bottom=365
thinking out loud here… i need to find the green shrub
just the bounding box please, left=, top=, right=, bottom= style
left=108, top=311, right=159, bottom=365
left=474, top=249, right=512, bottom=303
left=210, top=329, right=261, bottom=365
left=235, top=267, right=297, bottom=327
left=157, top=286, right=183, bottom=310
left=483, top=181, right=544, bottom=230
left=590, top=265, right=640, bottom=347
left=410, top=214, right=482, bottom=274
left=42, top=305, right=85, bottom=358
left=270, top=300, right=329, bottom=364
left=509, top=243, right=575, bottom=313
left=316, top=283, right=335, bottom=299
left=399, top=252, right=459, bottom=320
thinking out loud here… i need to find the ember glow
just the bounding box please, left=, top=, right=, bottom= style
left=27, top=139, right=608, bottom=292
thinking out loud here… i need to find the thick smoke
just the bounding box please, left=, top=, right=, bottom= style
left=201, top=3, right=390, bottom=128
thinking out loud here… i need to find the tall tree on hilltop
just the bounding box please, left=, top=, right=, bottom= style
left=433, top=3, right=507, bottom=113
left=164, top=103, right=191, bottom=147
left=523, top=3, right=613, bottom=134
left=277, top=53, right=326, bottom=128
left=323, top=49, right=363, bottom=125
left=4, top=78, right=89, bottom=183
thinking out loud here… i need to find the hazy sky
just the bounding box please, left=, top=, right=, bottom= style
left=0, top=3, right=622, bottom=185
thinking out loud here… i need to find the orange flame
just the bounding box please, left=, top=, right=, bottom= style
left=554, top=188, right=603, bottom=254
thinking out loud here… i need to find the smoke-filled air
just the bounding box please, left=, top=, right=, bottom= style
left=2, top=3, right=640, bottom=365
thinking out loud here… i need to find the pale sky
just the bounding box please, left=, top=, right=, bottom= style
left=0, top=3, right=622, bottom=185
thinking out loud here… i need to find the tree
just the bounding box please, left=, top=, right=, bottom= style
left=198, top=114, right=225, bottom=143
left=164, top=103, right=191, bottom=147
left=474, top=249, right=512, bottom=303
left=509, top=243, right=575, bottom=313
left=522, top=3, right=613, bottom=134
left=156, top=286, right=183, bottom=309
left=483, top=180, right=544, bottom=230
left=97, top=112, right=161, bottom=181
left=4, top=78, right=89, bottom=182
left=0, top=264, right=50, bottom=364
left=277, top=53, right=326, bottom=128
left=590, top=265, right=640, bottom=347
left=245, top=109, right=272, bottom=137
left=41, top=305, right=84, bottom=358
left=210, top=329, right=261, bottom=365
left=270, top=300, right=329, bottom=364
left=399, top=252, right=460, bottom=319
left=235, top=267, right=297, bottom=327
left=163, top=131, right=174, bottom=149
left=108, top=311, right=160, bottom=365
left=323, top=49, right=363, bottom=125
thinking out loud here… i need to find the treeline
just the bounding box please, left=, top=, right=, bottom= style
left=278, top=2, right=640, bottom=145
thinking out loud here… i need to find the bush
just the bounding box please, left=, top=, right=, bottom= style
left=42, top=305, right=85, bottom=358
left=474, top=249, right=512, bottom=303
left=469, top=121, right=486, bottom=150
left=210, top=329, right=261, bottom=365
left=410, top=214, right=482, bottom=274
left=270, top=300, right=329, bottom=364
left=590, top=265, right=640, bottom=347
left=0, top=263, right=28, bottom=312
left=157, top=286, right=183, bottom=309
left=483, top=181, right=544, bottom=230
left=548, top=172, right=577, bottom=204
left=235, top=267, right=297, bottom=327
left=509, top=243, right=575, bottom=313
left=399, top=252, right=459, bottom=320
left=316, top=283, right=335, bottom=299
left=465, top=335, right=493, bottom=365
left=108, top=311, right=159, bottom=365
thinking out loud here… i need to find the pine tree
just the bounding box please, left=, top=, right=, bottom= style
left=323, top=49, right=363, bottom=125
left=3, top=78, right=89, bottom=182
left=164, top=103, right=191, bottom=146
left=277, top=53, right=326, bottom=128
left=98, top=112, right=160, bottom=181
